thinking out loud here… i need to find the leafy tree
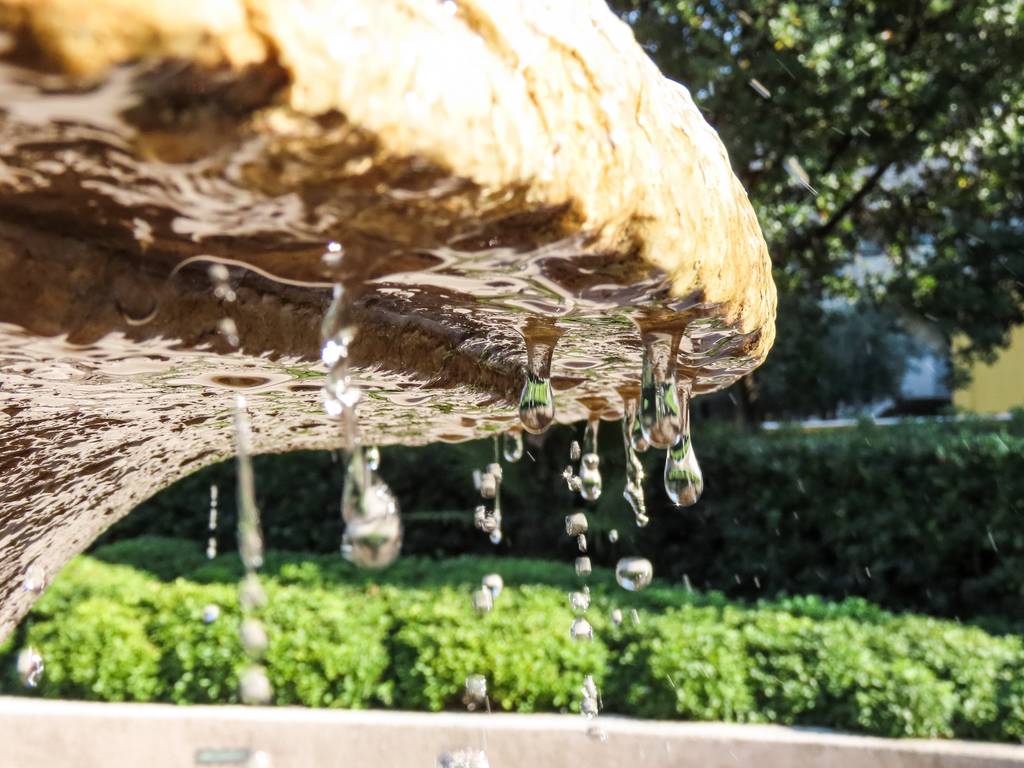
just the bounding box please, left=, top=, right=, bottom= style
left=611, top=0, right=1024, bottom=418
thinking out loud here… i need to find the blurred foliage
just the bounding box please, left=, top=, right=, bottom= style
left=610, top=0, right=1024, bottom=417
left=3, top=545, right=1024, bottom=740
left=99, top=418, right=1024, bottom=623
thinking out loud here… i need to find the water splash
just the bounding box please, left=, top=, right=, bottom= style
left=663, top=384, right=703, bottom=507
left=615, top=557, right=653, bottom=592
left=639, top=332, right=682, bottom=449
left=206, top=484, right=219, bottom=560
left=578, top=418, right=602, bottom=502
left=501, top=430, right=523, bottom=463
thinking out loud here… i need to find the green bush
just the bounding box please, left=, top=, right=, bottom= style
left=97, top=418, right=1024, bottom=621
left=4, top=539, right=1024, bottom=741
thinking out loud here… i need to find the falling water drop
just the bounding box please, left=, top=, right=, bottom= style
left=202, top=604, right=221, bottom=624
left=610, top=608, right=623, bottom=627
left=608, top=529, right=619, bottom=543
left=463, top=674, right=488, bottom=711
left=639, top=333, right=682, bottom=449
left=615, top=557, right=654, bottom=592
left=472, top=587, right=494, bottom=614
left=208, top=263, right=237, bottom=303
left=365, top=446, right=381, bottom=472
left=22, top=563, right=45, bottom=594
left=577, top=534, right=587, bottom=553
left=488, top=529, right=503, bottom=545
left=565, top=512, right=588, bottom=536
left=569, top=440, right=582, bottom=462
left=482, top=573, right=504, bottom=600
left=239, top=665, right=273, bottom=705
left=570, top=589, right=591, bottom=612
left=578, top=419, right=602, bottom=501
left=240, top=618, right=269, bottom=657
left=217, top=317, right=240, bottom=349
left=240, top=574, right=268, bottom=611
left=501, top=430, right=524, bottom=463
left=574, top=557, right=592, bottom=577
left=570, top=617, right=594, bottom=641
left=518, top=319, right=560, bottom=434
left=17, top=647, right=43, bottom=688
left=479, top=471, right=497, bottom=499
left=474, top=505, right=499, bottom=533
left=580, top=674, right=600, bottom=719
left=663, top=384, right=703, bottom=507
left=206, top=484, right=219, bottom=560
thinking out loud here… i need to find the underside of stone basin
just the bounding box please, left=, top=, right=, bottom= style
left=0, top=0, right=776, bottom=637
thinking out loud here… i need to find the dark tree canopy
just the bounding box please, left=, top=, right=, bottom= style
left=612, top=0, right=1024, bottom=418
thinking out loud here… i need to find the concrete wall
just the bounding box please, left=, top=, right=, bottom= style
left=1, top=698, right=1022, bottom=768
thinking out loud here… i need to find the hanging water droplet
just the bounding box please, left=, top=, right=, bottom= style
left=17, top=647, right=43, bottom=688
left=501, top=430, right=524, bottom=462
left=488, top=529, right=503, bottom=545
left=570, top=617, right=594, bottom=641
left=518, top=320, right=560, bottom=434
left=365, top=446, right=381, bottom=472
left=340, top=446, right=403, bottom=568
left=463, top=673, right=488, bottom=711
left=569, top=590, right=590, bottom=612
left=615, top=557, right=653, bottom=592
left=610, top=608, right=623, bottom=626
left=621, top=399, right=648, bottom=526
left=342, top=514, right=403, bottom=569
left=482, top=573, right=503, bottom=600
left=518, top=371, right=554, bottom=434
left=234, top=397, right=264, bottom=572
left=240, top=618, right=269, bottom=657
left=608, top=529, right=619, bottom=543
left=22, top=563, right=45, bottom=594
left=472, top=587, right=494, bottom=614
left=240, top=574, right=268, bottom=611
left=639, top=333, right=682, bottom=449
left=663, top=384, right=703, bottom=507
left=626, top=396, right=650, bottom=454
left=239, top=665, right=273, bottom=705
left=580, top=674, right=600, bottom=719
left=436, top=749, right=490, bottom=768
left=574, top=557, right=592, bottom=577
left=565, top=512, right=588, bottom=536
left=202, top=604, right=221, bottom=624
left=569, top=440, right=582, bottom=462
left=578, top=453, right=602, bottom=502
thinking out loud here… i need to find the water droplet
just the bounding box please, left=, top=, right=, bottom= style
left=472, top=587, right=494, bottom=614
left=501, top=430, right=524, bottom=462
left=463, top=673, right=487, bottom=710
left=482, top=573, right=503, bottom=599
left=112, top=272, right=158, bottom=326
left=202, top=604, right=221, bottom=624
left=217, top=317, right=240, bottom=349
left=436, top=749, right=490, bottom=768
left=486, top=462, right=502, bottom=483
left=341, top=446, right=403, bottom=568
left=17, top=647, right=43, bottom=688
left=639, top=333, right=683, bottom=449
left=239, top=665, right=273, bottom=705
left=565, top=512, right=588, bottom=536
left=574, top=557, right=592, bottom=577
left=479, top=470, right=497, bottom=499
left=240, top=575, right=267, bottom=610
left=474, top=505, right=499, bottom=533
left=580, top=674, right=600, bottom=719
left=240, top=618, right=269, bottom=657
left=561, top=465, right=582, bottom=493
left=620, top=398, right=649, bottom=526
left=488, top=529, right=503, bottom=545
left=569, top=440, right=582, bottom=462
left=663, top=386, right=703, bottom=507
left=208, top=263, right=236, bottom=303
left=608, top=529, right=619, bottom=543
left=234, top=398, right=264, bottom=571
left=610, top=608, right=623, bottom=626
left=628, top=395, right=650, bottom=454
left=519, top=371, right=554, bottom=434
left=365, top=446, right=381, bottom=471
left=578, top=453, right=602, bottom=502
left=321, top=241, right=344, bottom=270
left=748, top=78, right=771, bottom=99
left=569, top=590, right=590, bottom=612
left=22, top=563, right=45, bottom=594
left=206, top=484, right=219, bottom=559
left=615, top=557, right=653, bottom=592
left=577, top=534, right=587, bottom=553
left=570, top=617, right=594, bottom=641
left=630, top=608, right=641, bottom=625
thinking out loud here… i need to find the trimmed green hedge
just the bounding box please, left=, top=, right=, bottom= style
left=98, top=418, right=1024, bottom=622
left=4, top=537, right=1024, bottom=741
